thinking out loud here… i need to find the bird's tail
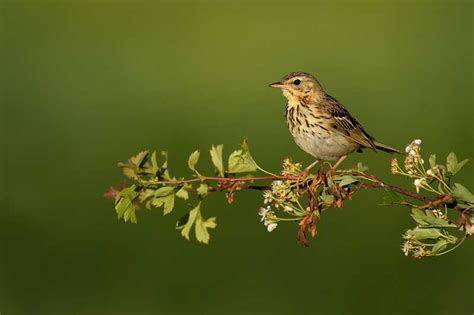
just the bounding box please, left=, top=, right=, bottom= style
left=374, top=141, right=402, bottom=154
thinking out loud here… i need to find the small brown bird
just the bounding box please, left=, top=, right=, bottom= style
left=270, top=71, right=400, bottom=172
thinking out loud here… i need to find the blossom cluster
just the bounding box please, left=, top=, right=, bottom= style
left=390, top=139, right=446, bottom=194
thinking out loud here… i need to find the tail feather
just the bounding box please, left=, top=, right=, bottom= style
left=374, top=141, right=402, bottom=154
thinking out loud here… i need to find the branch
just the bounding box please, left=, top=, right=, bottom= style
left=105, top=139, right=474, bottom=258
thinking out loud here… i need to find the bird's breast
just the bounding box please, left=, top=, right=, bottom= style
left=285, top=104, right=359, bottom=160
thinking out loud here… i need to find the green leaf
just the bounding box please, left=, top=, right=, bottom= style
left=150, top=151, right=159, bottom=174
left=177, top=203, right=201, bottom=240
left=162, top=194, right=175, bottom=215
left=356, top=162, right=368, bottom=173
left=428, top=154, right=436, bottom=168
left=187, top=150, right=200, bottom=173
left=411, top=209, right=428, bottom=226
left=197, top=183, right=209, bottom=197
left=408, top=227, right=442, bottom=240
left=175, top=184, right=190, bottom=200
left=129, top=151, right=149, bottom=168
left=194, top=211, right=217, bottom=244
left=431, top=239, right=448, bottom=254
left=338, top=176, right=359, bottom=187
left=452, top=183, right=474, bottom=203
left=210, top=145, right=225, bottom=177
left=446, top=152, right=458, bottom=174
left=383, top=189, right=404, bottom=204
left=453, top=158, right=469, bottom=175
left=151, top=195, right=175, bottom=215
left=176, top=212, right=190, bottom=229
left=410, top=209, right=454, bottom=227
left=320, top=193, right=334, bottom=204
left=115, top=186, right=138, bottom=223
left=155, top=186, right=175, bottom=197
left=176, top=202, right=217, bottom=243
left=160, top=151, right=168, bottom=169
left=138, top=189, right=155, bottom=203
left=228, top=139, right=258, bottom=174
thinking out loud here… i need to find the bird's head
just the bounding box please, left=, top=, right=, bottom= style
left=269, top=72, right=323, bottom=104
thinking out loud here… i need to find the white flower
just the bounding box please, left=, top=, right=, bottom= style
left=284, top=205, right=293, bottom=212
left=413, top=247, right=425, bottom=259
left=405, top=146, right=411, bottom=153
left=267, top=223, right=278, bottom=232
left=409, top=149, right=417, bottom=157
left=262, top=190, right=272, bottom=204
left=420, top=158, right=424, bottom=165
left=271, top=180, right=283, bottom=193
left=401, top=242, right=410, bottom=256
left=426, top=169, right=435, bottom=177
left=258, top=206, right=270, bottom=222
left=413, top=139, right=422, bottom=145
left=414, top=178, right=426, bottom=193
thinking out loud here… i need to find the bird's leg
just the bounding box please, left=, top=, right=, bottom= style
left=295, top=160, right=319, bottom=186
left=304, top=159, right=320, bottom=175
left=327, top=155, right=347, bottom=177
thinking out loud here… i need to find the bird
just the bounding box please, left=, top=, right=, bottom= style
left=269, top=71, right=400, bottom=174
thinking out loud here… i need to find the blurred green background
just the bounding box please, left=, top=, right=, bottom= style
left=1, top=1, right=473, bottom=314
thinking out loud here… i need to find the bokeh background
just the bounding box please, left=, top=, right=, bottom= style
left=1, top=1, right=473, bottom=314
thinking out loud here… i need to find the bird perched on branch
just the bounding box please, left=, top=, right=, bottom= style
left=269, top=71, right=400, bottom=173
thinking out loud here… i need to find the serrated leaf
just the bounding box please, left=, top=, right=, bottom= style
left=121, top=166, right=137, bottom=179
left=150, top=151, right=159, bottom=174
left=446, top=152, right=458, bottom=173
left=175, top=202, right=217, bottom=243
left=320, top=193, right=334, bottom=204
left=178, top=203, right=201, bottom=240
left=187, top=150, right=200, bottom=172
left=151, top=190, right=175, bottom=215
left=452, top=183, right=474, bottom=203
left=115, top=186, right=138, bottom=223
left=162, top=194, right=175, bottom=215
left=138, top=189, right=155, bottom=203
left=123, top=204, right=137, bottom=223
left=160, top=151, right=168, bottom=169
left=197, top=183, right=209, bottom=197
left=210, top=145, right=225, bottom=177
left=227, top=140, right=258, bottom=174
left=408, top=227, right=442, bottom=240
left=453, top=158, right=469, bottom=175
left=176, top=212, right=190, bottom=229
left=130, top=151, right=149, bottom=167
left=410, top=209, right=454, bottom=227
left=175, top=184, right=190, bottom=200
left=429, top=154, right=436, bottom=168
left=228, top=150, right=258, bottom=173
left=383, top=189, right=405, bottom=204
left=431, top=239, right=448, bottom=254
left=338, top=176, right=359, bottom=187
left=411, top=209, right=429, bottom=225
left=356, top=162, right=368, bottom=173
left=194, top=211, right=217, bottom=244
left=154, top=186, right=175, bottom=197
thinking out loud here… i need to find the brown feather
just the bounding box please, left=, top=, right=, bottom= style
left=320, top=94, right=377, bottom=150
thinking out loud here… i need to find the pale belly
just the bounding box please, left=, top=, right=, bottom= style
left=292, top=131, right=359, bottom=161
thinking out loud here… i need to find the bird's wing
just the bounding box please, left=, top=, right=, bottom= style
left=323, top=94, right=377, bottom=150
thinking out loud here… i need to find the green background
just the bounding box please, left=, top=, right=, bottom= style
left=1, top=1, right=473, bottom=314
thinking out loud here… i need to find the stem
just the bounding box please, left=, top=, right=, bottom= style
left=432, top=237, right=466, bottom=256
left=154, top=175, right=299, bottom=185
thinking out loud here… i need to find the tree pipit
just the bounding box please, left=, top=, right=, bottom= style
left=270, top=71, right=400, bottom=177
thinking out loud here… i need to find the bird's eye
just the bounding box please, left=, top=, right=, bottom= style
left=293, top=79, right=301, bottom=86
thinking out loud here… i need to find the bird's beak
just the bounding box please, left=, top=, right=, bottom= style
left=269, top=81, right=284, bottom=89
